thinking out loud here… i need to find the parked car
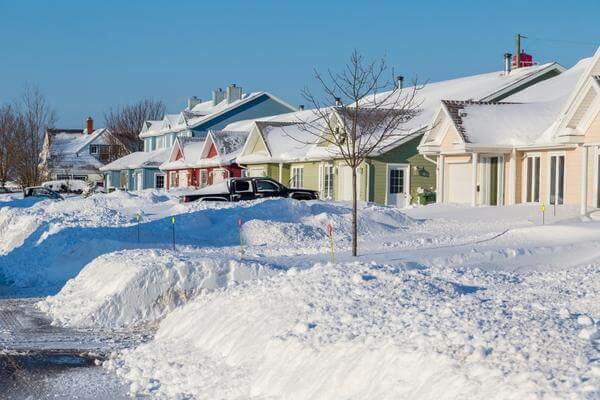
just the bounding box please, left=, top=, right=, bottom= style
left=180, top=178, right=319, bottom=203
left=42, top=179, right=89, bottom=194
left=23, top=186, right=64, bottom=200
left=0, top=187, right=13, bottom=194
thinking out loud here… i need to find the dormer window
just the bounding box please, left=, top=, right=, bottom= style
left=90, top=145, right=99, bottom=155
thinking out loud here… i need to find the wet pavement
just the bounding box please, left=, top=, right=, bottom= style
left=0, top=299, right=153, bottom=399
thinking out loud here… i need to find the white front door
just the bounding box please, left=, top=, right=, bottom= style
left=387, top=164, right=409, bottom=208
left=339, top=165, right=360, bottom=202
left=136, top=171, right=143, bottom=191
left=179, top=170, right=188, bottom=188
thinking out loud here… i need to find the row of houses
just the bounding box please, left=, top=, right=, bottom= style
left=42, top=46, right=600, bottom=214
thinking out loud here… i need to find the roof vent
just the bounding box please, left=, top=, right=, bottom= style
left=396, top=75, right=404, bottom=89
left=299, top=105, right=305, bottom=111
left=335, top=97, right=342, bottom=106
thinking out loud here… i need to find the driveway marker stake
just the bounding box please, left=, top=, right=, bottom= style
left=327, top=223, right=335, bottom=264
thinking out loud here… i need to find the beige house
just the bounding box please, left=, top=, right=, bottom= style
left=419, top=47, right=600, bottom=215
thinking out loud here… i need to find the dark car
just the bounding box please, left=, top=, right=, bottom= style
left=180, top=177, right=319, bottom=203
left=0, top=187, right=13, bottom=194
left=23, top=186, right=64, bottom=200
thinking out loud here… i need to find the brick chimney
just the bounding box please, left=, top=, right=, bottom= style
left=86, top=117, right=94, bottom=134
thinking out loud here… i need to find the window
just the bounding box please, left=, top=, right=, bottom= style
left=169, top=171, right=178, bottom=188
left=256, top=179, right=279, bottom=192
left=248, top=168, right=265, bottom=177
left=549, top=154, right=565, bottom=205
left=200, top=170, right=208, bottom=187
left=321, top=165, right=335, bottom=199
left=291, top=167, right=304, bottom=188
left=234, top=180, right=252, bottom=193
left=90, top=145, right=98, bottom=154
left=525, top=155, right=540, bottom=202
left=389, top=169, right=404, bottom=194
left=155, top=174, right=165, bottom=189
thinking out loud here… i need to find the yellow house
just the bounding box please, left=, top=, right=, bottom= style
left=419, top=47, right=600, bottom=215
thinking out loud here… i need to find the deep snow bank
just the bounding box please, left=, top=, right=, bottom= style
left=110, top=262, right=600, bottom=399
left=38, top=249, right=278, bottom=328
left=0, top=194, right=414, bottom=292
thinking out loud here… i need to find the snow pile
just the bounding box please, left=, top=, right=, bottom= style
left=109, top=261, right=600, bottom=399
left=38, top=249, right=278, bottom=328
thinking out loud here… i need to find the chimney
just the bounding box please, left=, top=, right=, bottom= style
left=226, top=83, right=243, bottom=104
left=299, top=105, right=305, bottom=111
left=504, top=53, right=512, bottom=75
left=188, top=96, right=202, bottom=110
left=335, top=97, right=342, bottom=106
left=86, top=117, right=94, bottom=134
left=212, top=88, right=225, bottom=105
left=396, top=75, right=404, bottom=89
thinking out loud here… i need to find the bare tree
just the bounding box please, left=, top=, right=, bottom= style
left=104, top=99, right=166, bottom=157
left=296, top=50, right=424, bottom=257
left=0, top=104, right=21, bottom=186
left=12, top=85, right=57, bottom=187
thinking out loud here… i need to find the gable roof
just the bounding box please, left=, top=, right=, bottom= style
left=160, top=137, right=206, bottom=171
left=42, top=128, right=117, bottom=172
left=139, top=92, right=297, bottom=139
left=425, top=56, right=593, bottom=149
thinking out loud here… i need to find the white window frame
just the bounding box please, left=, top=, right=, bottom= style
left=248, top=167, right=266, bottom=177
left=200, top=170, right=208, bottom=187
left=320, top=163, right=335, bottom=200
left=547, top=151, right=566, bottom=206
left=169, top=171, right=178, bottom=188
left=291, top=166, right=304, bottom=188
left=522, top=153, right=541, bottom=203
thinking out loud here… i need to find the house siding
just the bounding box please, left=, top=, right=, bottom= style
left=368, top=136, right=435, bottom=205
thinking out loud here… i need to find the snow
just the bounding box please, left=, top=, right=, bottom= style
left=455, top=58, right=591, bottom=146
left=100, top=148, right=170, bottom=171
left=42, top=179, right=89, bottom=192
left=2, top=191, right=600, bottom=398
left=41, top=129, right=111, bottom=173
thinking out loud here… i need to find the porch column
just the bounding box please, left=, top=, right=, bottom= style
left=437, top=155, right=445, bottom=203
left=510, top=148, right=517, bottom=205
left=581, top=145, right=589, bottom=216
left=471, top=153, right=478, bottom=206
left=278, top=163, right=283, bottom=183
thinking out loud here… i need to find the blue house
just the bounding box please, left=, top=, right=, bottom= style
left=101, top=84, right=297, bottom=190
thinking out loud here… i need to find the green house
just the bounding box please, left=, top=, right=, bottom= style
left=234, top=109, right=435, bottom=207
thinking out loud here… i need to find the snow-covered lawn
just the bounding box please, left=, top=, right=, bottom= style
left=1, top=191, right=599, bottom=398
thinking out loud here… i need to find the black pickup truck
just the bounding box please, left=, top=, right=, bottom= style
left=180, top=177, right=319, bottom=203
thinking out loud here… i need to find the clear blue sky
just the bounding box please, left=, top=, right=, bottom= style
left=1, top=0, right=598, bottom=127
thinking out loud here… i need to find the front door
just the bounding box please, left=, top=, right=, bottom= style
left=136, top=171, right=143, bottom=191
left=387, top=165, right=408, bottom=208
left=339, top=165, right=360, bottom=202
left=481, top=156, right=504, bottom=206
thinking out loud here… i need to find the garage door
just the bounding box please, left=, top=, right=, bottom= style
left=445, top=162, right=471, bottom=203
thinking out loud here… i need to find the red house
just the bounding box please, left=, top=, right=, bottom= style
left=161, top=131, right=248, bottom=190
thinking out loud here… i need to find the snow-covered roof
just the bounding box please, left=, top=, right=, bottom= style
left=100, top=148, right=170, bottom=171
left=43, top=128, right=114, bottom=172
left=160, top=137, right=206, bottom=171
left=139, top=92, right=296, bottom=139
left=435, top=57, right=592, bottom=147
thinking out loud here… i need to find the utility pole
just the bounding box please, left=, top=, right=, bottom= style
left=515, top=33, right=527, bottom=68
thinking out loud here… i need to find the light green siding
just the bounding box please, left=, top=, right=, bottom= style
left=367, top=135, right=436, bottom=205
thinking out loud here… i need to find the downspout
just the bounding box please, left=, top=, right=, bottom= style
left=423, top=154, right=437, bottom=165
left=581, top=145, right=589, bottom=216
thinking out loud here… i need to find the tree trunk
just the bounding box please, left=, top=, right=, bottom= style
left=352, top=166, right=358, bottom=257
